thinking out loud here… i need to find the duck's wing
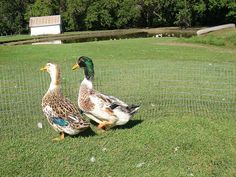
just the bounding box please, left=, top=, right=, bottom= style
left=43, top=95, right=87, bottom=127
left=90, top=90, right=140, bottom=115
left=90, top=90, right=128, bottom=110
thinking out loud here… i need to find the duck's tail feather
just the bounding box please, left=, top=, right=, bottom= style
left=109, top=102, right=120, bottom=110
left=127, top=104, right=140, bottom=115
left=68, top=115, right=90, bottom=129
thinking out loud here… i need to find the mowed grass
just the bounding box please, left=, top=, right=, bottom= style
left=0, top=35, right=236, bottom=176
left=180, top=28, right=236, bottom=47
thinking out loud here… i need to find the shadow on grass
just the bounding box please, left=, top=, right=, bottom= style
left=112, top=119, right=143, bottom=130
left=89, top=119, right=143, bottom=130
left=69, top=127, right=97, bottom=138
left=69, top=119, right=144, bottom=138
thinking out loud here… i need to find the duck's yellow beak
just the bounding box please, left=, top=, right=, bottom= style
left=40, top=66, right=47, bottom=71
left=72, top=63, right=79, bottom=70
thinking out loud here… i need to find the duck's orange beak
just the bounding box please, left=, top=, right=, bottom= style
left=72, top=63, right=79, bottom=70
left=40, top=65, right=48, bottom=71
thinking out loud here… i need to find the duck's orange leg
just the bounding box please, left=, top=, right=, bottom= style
left=98, top=121, right=108, bottom=130
left=52, top=132, right=65, bottom=141
left=98, top=120, right=114, bottom=130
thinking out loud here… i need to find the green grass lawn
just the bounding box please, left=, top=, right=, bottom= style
left=0, top=34, right=33, bottom=43
left=180, top=28, right=236, bottom=47
left=0, top=34, right=236, bottom=176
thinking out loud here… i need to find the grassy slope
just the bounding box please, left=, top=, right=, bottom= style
left=180, top=28, right=236, bottom=47
left=0, top=34, right=33, bottom=43
left=0, top=35, right=236, bottom=176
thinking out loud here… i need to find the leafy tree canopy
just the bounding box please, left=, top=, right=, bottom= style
left=1, top=0, right=235, bottom=35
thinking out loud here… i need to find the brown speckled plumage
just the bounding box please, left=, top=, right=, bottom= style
left=41, top=63, right=89, bottom=136
left=42, top=88, right=80, bottom=119
left=79, top=84, right=95, bottom=112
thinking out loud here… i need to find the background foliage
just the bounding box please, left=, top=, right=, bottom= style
left=0, top=0, right=235, bottom=35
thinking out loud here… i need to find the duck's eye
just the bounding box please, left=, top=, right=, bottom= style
left=79, top=58, right=84, bottom=63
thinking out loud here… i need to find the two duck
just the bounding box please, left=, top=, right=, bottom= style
left=41, top=56, right=140, bottom=141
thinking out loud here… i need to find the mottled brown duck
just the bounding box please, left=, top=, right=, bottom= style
left=41, top=62, right=89, bottom=141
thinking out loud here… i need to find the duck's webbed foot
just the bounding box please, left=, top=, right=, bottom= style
left=97, top=120, right=115, bottom=130
left=98, top=121, right=109, bottom=130
left=52, top=132, right=65, bottom=141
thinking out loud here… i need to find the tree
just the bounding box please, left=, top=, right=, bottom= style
left=115, top=0, right=141, bottom=28
left=0, top=0, right=31, bottom=35
left=0, top=0, right=235, bottom=35
left=24, top=0, right=60, bottom=22
left=226, top=0, right=236, bottom=23
left=61, top=0, right=88, bottom=31
left=137, top=0, right=155, bottom=26
left=137, top=0, right=178, bottom=27
left=84, top=0, right=119, bottom=30
left=174, top=0, right=191, bottom=28
left=175, top=8, right=191, bottom=28
left=204, top=0, right=234, bottom=25
left=191, top=0, right=206, bottom=26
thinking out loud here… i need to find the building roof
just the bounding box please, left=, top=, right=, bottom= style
left=29, top=15, right=61, bottom=27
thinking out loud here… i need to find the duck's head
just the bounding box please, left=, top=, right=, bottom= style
left=40, top=62, right=60, bottom=75
left=72, top=56, right=94, bottom=80
left=41, top=62, right=61, bottom=89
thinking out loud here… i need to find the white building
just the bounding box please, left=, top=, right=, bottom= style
left=29, top=15, right=61, bottom=36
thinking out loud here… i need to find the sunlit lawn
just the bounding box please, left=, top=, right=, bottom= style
left=0, top=35, right=235, bottom=176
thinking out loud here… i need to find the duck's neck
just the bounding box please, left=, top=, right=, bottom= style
left=48, top=70, right=61, bottom=91
left=84, top=63, right=94, bottom=81
left=49, top=82, right=61, bottom=91
left=81, top=77, right=93, bottom=89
